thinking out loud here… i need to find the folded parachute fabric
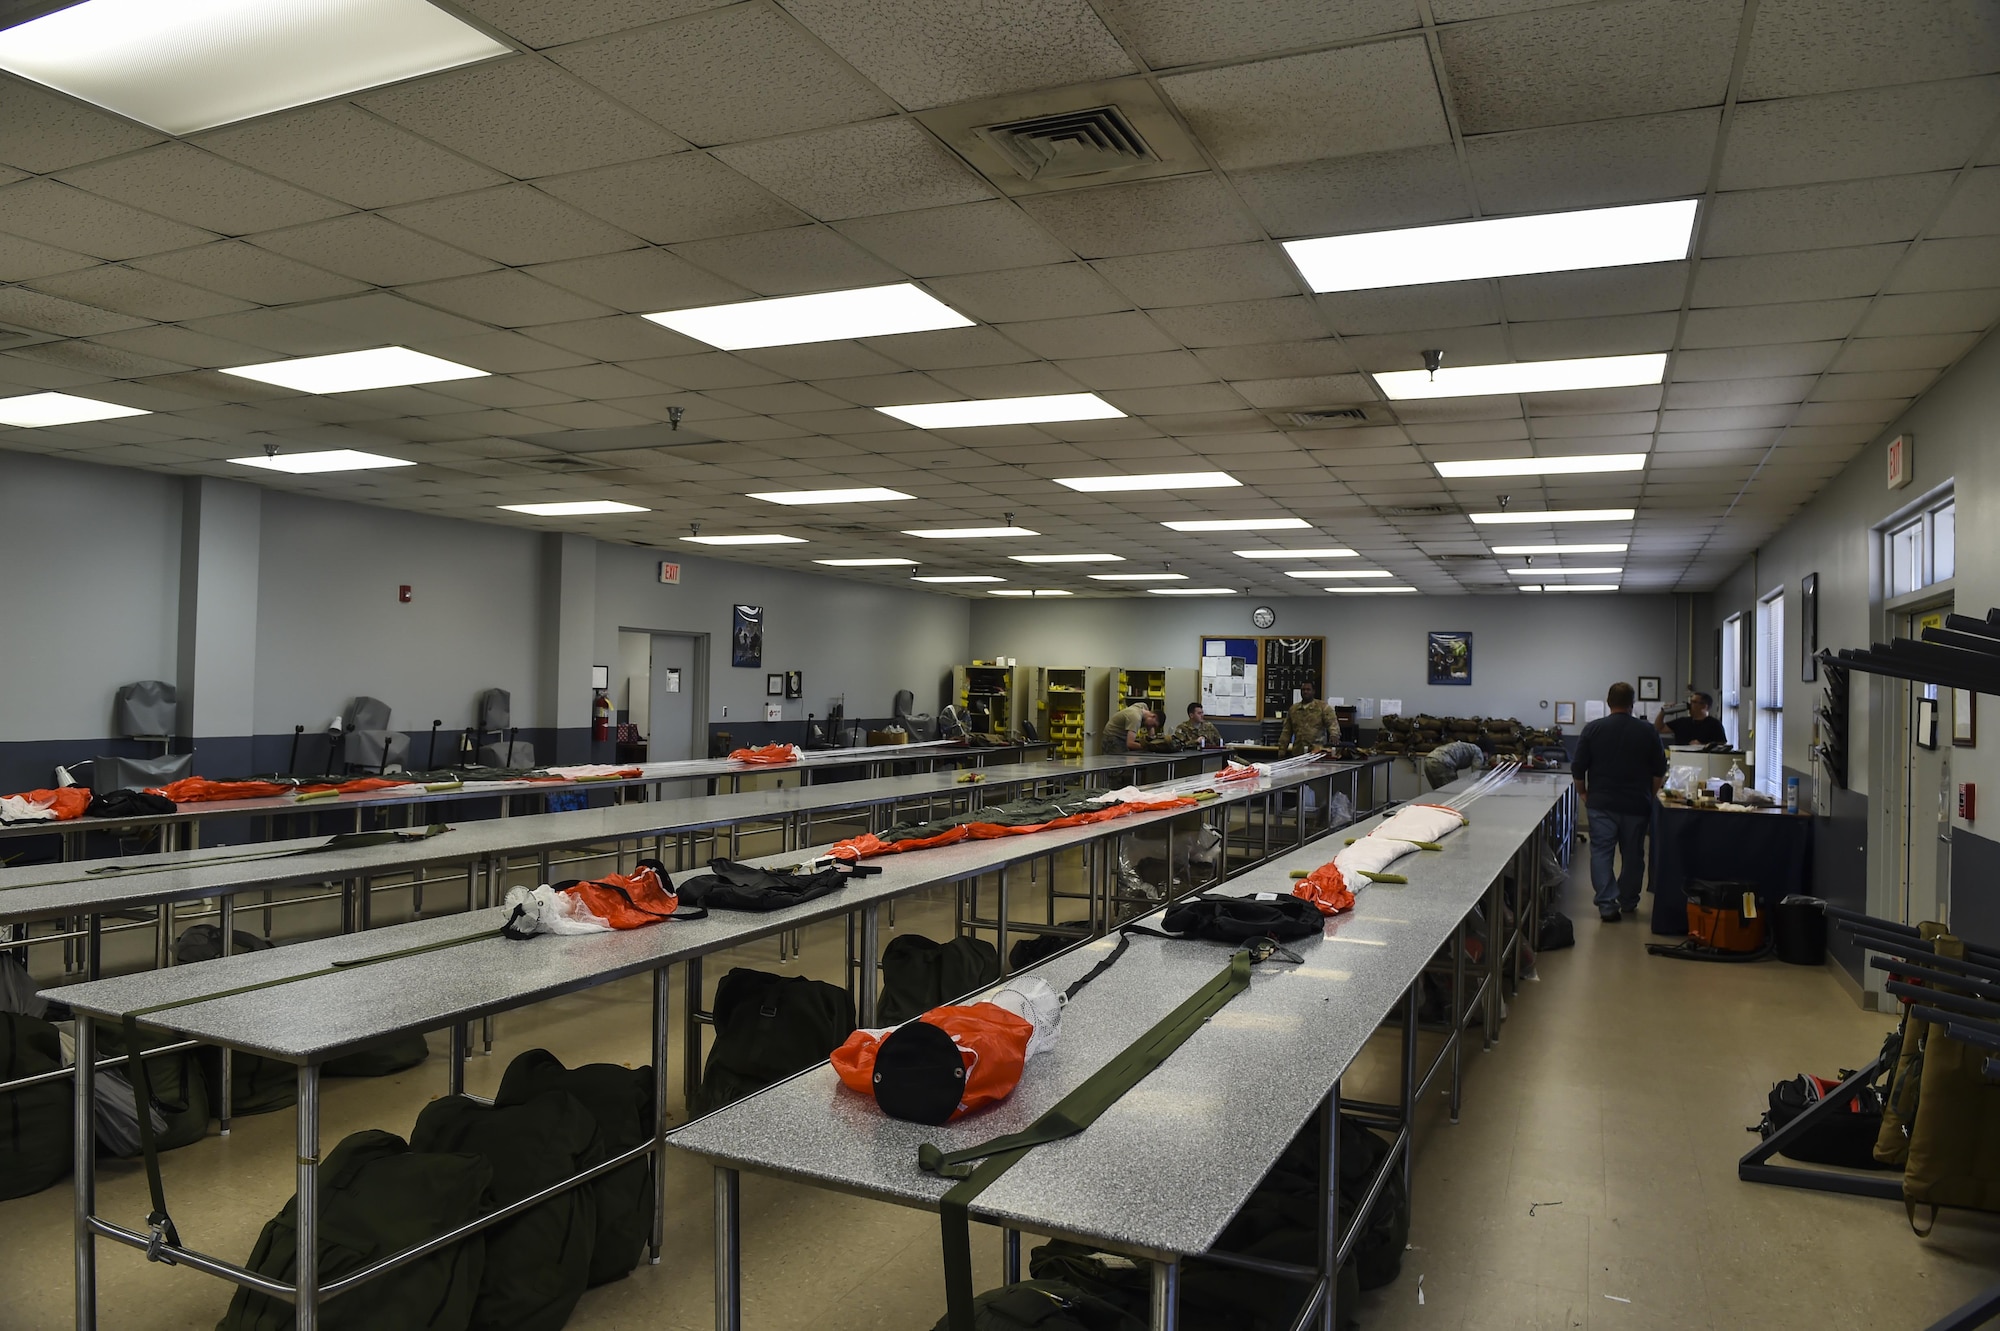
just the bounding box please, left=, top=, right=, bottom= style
left=144, top=777, right=292, bottom=804
left=728, top=744, right=803, bottom=765
left=500, top=860, right=701, bottom=938
left=542, top=764, right=644, bottom=781
left=832, top=977, right=1063, bottom=1125
left=674, top=857, right=878, bottom=912
left=0, top=787, right=92, bottom=823
left=1293, top=802, right=1468, bottom=916
left=1215, top=761, right=1261, bottom=782
left=830, top=792, right=1199, bottom=862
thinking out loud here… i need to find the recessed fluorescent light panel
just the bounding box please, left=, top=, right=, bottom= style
left=1090, top=573, right=1187, bottom=582
left=878, top=394, right=1124, bottom=429
left=904, top=527, right=1038, bottom=539
left=1054, top=471, right=1240, bottom=493
left=0, top=392, right=150, bottom=427
left=1507, top=567, right=1623, bottom=576
left=1148, top=588, right=1239, bottom=596
left=1469, top=509, right=1634, bottom=525
left=913, top=575, right=1004, bottom=584
left=988, top=589, right=1072, bottom=597
left=1491, top=543, right=1628, bottom=556
left=223, top=347, right=486, bottom=394
left=0, top=0, right=510, bottom=135
left=1435, top=453, right=1647, bottom=478
left=1010, top=554, right=1122, bottom=564
left=646, top=283, right=971, bottom=350
left=1284, top=569, right=1393, bottom=579
left=1328, top=587, right=1419, bottom=594
left=1235, top=548, right=1357, bottom=559
left=1162, top=518, right=1312, bottom=533
left=682, top=533, right=807, bottom=545
left=1284, top=200, right=1697, bottom=293
left=748, top=487, right=913, bottom=505
left=1376, top=354, right=1666, bottom=401
left=503, top=501, right=649, bottom=517
left=230, top=449, right=413, bottom=474
left=1540, top=584, right=1621, bottom=593
left=814, top=558, right=918, bottom=567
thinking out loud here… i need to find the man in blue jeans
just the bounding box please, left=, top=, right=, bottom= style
left=1571, top=681, right=1667, bottom=922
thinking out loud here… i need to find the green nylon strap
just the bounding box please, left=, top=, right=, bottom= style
left=120, top=1013, right=181, bottom=1260
left=125, top=925, right=496, bottom=1021
left=919, top=949, right=1255, bottom=1331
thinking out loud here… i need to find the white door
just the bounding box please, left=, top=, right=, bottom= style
left=1894, top=604, right=1954, bottom=926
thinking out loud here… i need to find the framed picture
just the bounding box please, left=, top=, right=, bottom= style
left=1637, top=676, right=1661, bottom=702
left=765, top=673, right=784, bottom=697
left=1555, top=701, right=1577, bottom=726
left=732, top=604, right=763, bottom=668
left=1426, top=630, right=1472, bottom=686
left=1801, top=573, right=1819, bottom=683
left=785, top=670, right=803, bottom=700
left=1954, top=689, right=1976, bottom=747
left=1917, top=695, right=1940, bottom=750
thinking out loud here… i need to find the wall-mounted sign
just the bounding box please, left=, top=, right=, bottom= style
left=663, top=669, right=681, bottom=694
left=658, top=561, right=681, bottom=584
left=1887, top=433, right=1913, bottom=490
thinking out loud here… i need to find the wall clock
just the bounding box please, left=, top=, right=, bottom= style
left=1251, top=606, right=1276, bottom=629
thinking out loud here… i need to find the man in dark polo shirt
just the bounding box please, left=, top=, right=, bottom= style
left=1657, top=691, right=1729, bottom=747
left=1572, top=681, right=1668, bottom=922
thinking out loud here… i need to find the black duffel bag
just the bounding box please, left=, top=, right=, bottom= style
left=1758, top=1071, right=1895, bottom=1169
left=1135, top=893, right=1323, bottom=945
left=674, top=858, right=876, bottom=912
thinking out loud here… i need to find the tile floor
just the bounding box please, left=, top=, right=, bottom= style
left=5, top=839, right=1999, bottom=1330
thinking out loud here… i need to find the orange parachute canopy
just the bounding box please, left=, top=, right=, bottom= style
left=145, top=778, right=292, bottom=803
left=1292, top=861, right=1355, bottom=916
left=729, top=744, right=801, bottom=765
left=828, top=795, right=1199, bottom=862
left=832, top=1002, right=1034, bottom=1123
left=6, top=788, right=92, bottom=820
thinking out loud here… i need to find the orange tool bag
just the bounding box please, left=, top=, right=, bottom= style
left=1649, top=879, right=1771, bottom=963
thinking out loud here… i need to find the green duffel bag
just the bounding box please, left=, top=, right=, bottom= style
left=928, top=1281, right=1141, bottom=1331
left=410, top=1089, right=602, bottom=1331
left=0, top=1011, right=72, bottom=1200
left=324, top=1031, right=431, bottom=1079
left=97, top=1023, right=211, bottom=1154
left=495, top=1049, right=653, bottom=1287
left=689, top=968, right=855, bottom=1117
left=877, top=934, right=1001, bottom=1026
left=175, top=926, right=298, bottom=1115
left=217, top=1129, right=490, bottom=1331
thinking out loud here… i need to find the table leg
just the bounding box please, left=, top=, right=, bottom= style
left=714, top=1166, right=742, bottom=1331
left=1318, top=1081, right=1341, bottom=1331
left=858, top=904, right=881, bottom=1024
left=1450, top=917, right=1465, bottom=1124
left=448, top=1025, right=467, bottom=1097
left=652, top=967, right=670, bottom=1263
left=996, top=864, right=1010, bottom=968
left=74, top=1015, right=97, bottom=1331
left=1150, top=1257, right=1180, bottom=1331
left=1484, top=869, right=1503, bottom=1048
left=1003, top=1228, right=1022, bottom=1283
left=1262, top=792, right=1271, bottom=862
left=220, top=897, right=235, bottom=1135
left=87, top=913, right=101, bottom=981
left=1400, top=984, right=1418, bottom=1197
left=684, top=958, right=706, bottom=1111
left=295, top=1065, right=321, bottom=1331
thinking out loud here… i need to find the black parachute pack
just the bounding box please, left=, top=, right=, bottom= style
left=877, top=934, right=1002, bottom=1026
left=1756, top=1068, right=1894, bottom=1171
left=927, top=1280, right=1142, bottom=1331
left=674, top=857, right=879, bottom=912
left=1128, top=893, right=1324, bottom=945
left=85, top=788, right=177, bottom=819
left=690, top=967, right=856, bottom=1117
left=0, top=1011, right=71, bottom=1201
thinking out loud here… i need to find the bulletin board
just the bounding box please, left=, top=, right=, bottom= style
left=1198, top=636, right=1260, bottom=718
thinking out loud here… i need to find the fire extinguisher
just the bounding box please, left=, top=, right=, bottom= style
left=592, top=691, right=611, bottom=742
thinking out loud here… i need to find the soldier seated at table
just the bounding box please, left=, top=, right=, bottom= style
left=1174, top=702, right=1223, bottom=750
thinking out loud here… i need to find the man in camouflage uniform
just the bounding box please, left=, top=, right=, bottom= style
left=1173, top=702, right=1223, bottom=749
left=1278, top=681, right=1338, bottom=755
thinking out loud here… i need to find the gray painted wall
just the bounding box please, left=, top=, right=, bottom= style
left=969, top=593, right=1682, bottom=724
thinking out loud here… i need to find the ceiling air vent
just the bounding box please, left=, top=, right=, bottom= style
left=1380, top=504, right=1456, bottom=518
left=512, top=454, right=621, bottom=474
left=974, top=105, right=1156, bottom=182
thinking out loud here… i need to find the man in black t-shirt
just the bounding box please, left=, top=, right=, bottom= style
left=1573, top=681, right=1668, bottom=922
left=1657, top=691, right=1729, bottom=747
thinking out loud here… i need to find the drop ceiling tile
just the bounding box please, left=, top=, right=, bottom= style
left=1693, top=244, right=1912, bottom=310
left=1533, top=411, right=1659, bottom=437
left=669, top=225, right=901, bottom=295
left=25, top=265, right=252, bottom=323
left=424, top=376, right=576, bottom=409
left=1229, top=375, right=1373, bottom=409
left=1520, top=386, right=1663, bottom=415
left=197, top=104, right=508, bottom=211
left=1648, top=427, right=1775, bottom=450
left=1163, top=38, right=1449, bottom=170
left=293, top=291, right=494, bottom=345
left=1932, top=167, right=2000, bottom=239
left=1810, top=369, right=1939, bottom=401
left=998, top=311, right=1178, bottom=359
left=1670, top=341, right=1841, bottom=380
left=716, top=118, right=995, bottom=221
left=515, top=363, right=677, bottom=400
left=625, top=351, right=791, bottom=389
left=401, top=270, right=619, bottom=327
left=131, top=240, right=367, bottom=304
left=512, top=400, right=662, bottom=430
left=59, top=145, right=352, bottom=240
left=810, top=369, right=954, bottom=404
left=1193, top=341, right=1356, bottom=380
left=1345, top=325, right=1512, bottom=369
left=1890, top=236, right=2000, bottom=294
left=1046, top=350, right=1214, bottom=392
left=1701, top=175, right=1957, bottom=257
left=0, top=233, right=96, bottom=283
left=524, top=250, right=756, bottom=316
left=1739, top=0, right=2000, bottom=98
left=91, top=325, right=270, bottom=370
left=1790, top=398, right=1907, bottom=426
left=833, top=200, right=1070, bottom=278
left=1833, top=333, right=1981, bottom=373
left=9, top=338, right=187, bottom=378
left=926, top=262, right=1131, bottom=322
left=385, top=185, right=642, bottom=266
left=1508, top=312, right=1678, bottom=359
left=1319, top=281, right=1501, bottom=336
left=527, top=316, right=708, bottom=362
left=453, top=0, right=725, bottom=48
left=362, top=58, right=688, bottom=178
left=1859, top=289, right=2000, bottom=335
left=1093, top=0, right=1417, bottom=68
left=1406, top=419, right=1529, bottom=444
left=736, top=343, right=904, bottom=380
left=1661, top=405, right=1794, bottom=431
left=861, top=325, right=1040, bottom=368
left=781, top=0, right=1131, bottom=109
left=251, top=214, right=495, bottom=285
left=1783, top=423, right=1880, bottom=448
left=537, top=153, right=810, bottom=247
left=1665, top=376, right=1817, bottom=408
left=0, top=80, right=162, bottom=174
left=1441, top=0, right=1739, bottom=134
left=1090, top=243, right=1300, bottom=311
left=422, top=332, right=597, bottom=374
left=1498, top=262, right=1687, bottom=322
left=1682, top=298, right=1870, bottom=347
left=0, top=179, right=217, bottom=261
left=1017, top=174, right=1262, bottom=259
left=178, top=309, right=380, bottom=357
left=0, top=286, right=151, bottom=337
left=1721, top=77, right=2000, bottom=190
left=1148, top=296, right=1329, bottom=348
left=1466, top=108, right=1719, bottom=213
left=553, top=5, right=894, bottom=146
left=920, top=361, right=1086, bottom=399
left=1231, top=144, right=1467, bottom=239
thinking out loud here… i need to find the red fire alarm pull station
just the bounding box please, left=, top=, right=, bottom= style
left=1960, top=783, right=1975, bottom=823
left=399, top=585, right=412, bottom=603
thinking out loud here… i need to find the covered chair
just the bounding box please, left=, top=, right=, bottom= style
left=93, top=681, right=193, bottom=792
left=341, top=696, right=409, bottom=773
left=475, top=688, right=533, bottom=768
left=891, top=689, right=937, bottom=742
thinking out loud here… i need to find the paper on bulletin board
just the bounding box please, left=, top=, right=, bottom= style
left=1356, top=698, right=1375, bottom=719
left=1205, top=640, right=1226, bottom=656
left=1381, top=699, right=1403, bottom=717
left=1584, top=700, right=1607, bottom=721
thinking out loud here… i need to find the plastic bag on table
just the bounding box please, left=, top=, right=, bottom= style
left=1326, top=791, right=1354, bottom=830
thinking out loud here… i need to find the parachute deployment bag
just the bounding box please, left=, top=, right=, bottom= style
left=689, top=968, right=857, bottom=1117
left=878, top=934, right=1002, bottom=1026
left=0, top=1011, right=71, bottom=1201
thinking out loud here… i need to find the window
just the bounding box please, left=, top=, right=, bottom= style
left=1887, top=495, right=1955, bottom=597
left=1721, top=613, right=1744, bottom=749
left=1756, top=589, right=1785, bottom=798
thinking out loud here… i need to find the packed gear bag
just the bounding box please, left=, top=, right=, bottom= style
left=928, top=1280, right=1142, bottom=1331
left=877, top=934, right=1002, bottom=1026
left=1901, top=933, right=2000, bottom=1232
left=216, top=1129, right=491, bottom=1331
left=495, top=1049, right=654, bottom=1287
left=324, top=1031, right=431, bottom=1079
left=1757, top=1069, right=1893, bottom=1169
left=674, top=857, right=871, bottom=913
left=1130, top=893, right=1323, bottom=945
left=96, top=1023, right=210, bottom=1154
left=85, top=788, right=178, bottom=818
left=1537, top=910, right=1576, bottom=952
left=172, top=927, right=297, bottom=1114
left=1648, top=880, right=1770, bottom=962
left=409, top=1089, right=603, bottom=1331
left=1876, top=924, right=1949, bottom=1167
left=689, top=968, right=856, bottom=1117
left=0, top=1011, right=71, bottom=1200
left=1008, top=933, right=1071, bottom=971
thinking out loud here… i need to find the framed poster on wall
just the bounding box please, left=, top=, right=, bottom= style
left=732, top=605, right=763, bottom=668
left=1427, top=631, right=1471, bottom=686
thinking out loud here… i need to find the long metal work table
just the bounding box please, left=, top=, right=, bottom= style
left=674, top=772, right=1575, bottom=1331
left=0, top=737, right=1055, bottom=856
left=50, top=757, right=1382, bottom=1331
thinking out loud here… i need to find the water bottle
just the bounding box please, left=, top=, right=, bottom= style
left=1725, top=760, right=1745, bottom=791
left=1785, top=775, right=1799, bottom=814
